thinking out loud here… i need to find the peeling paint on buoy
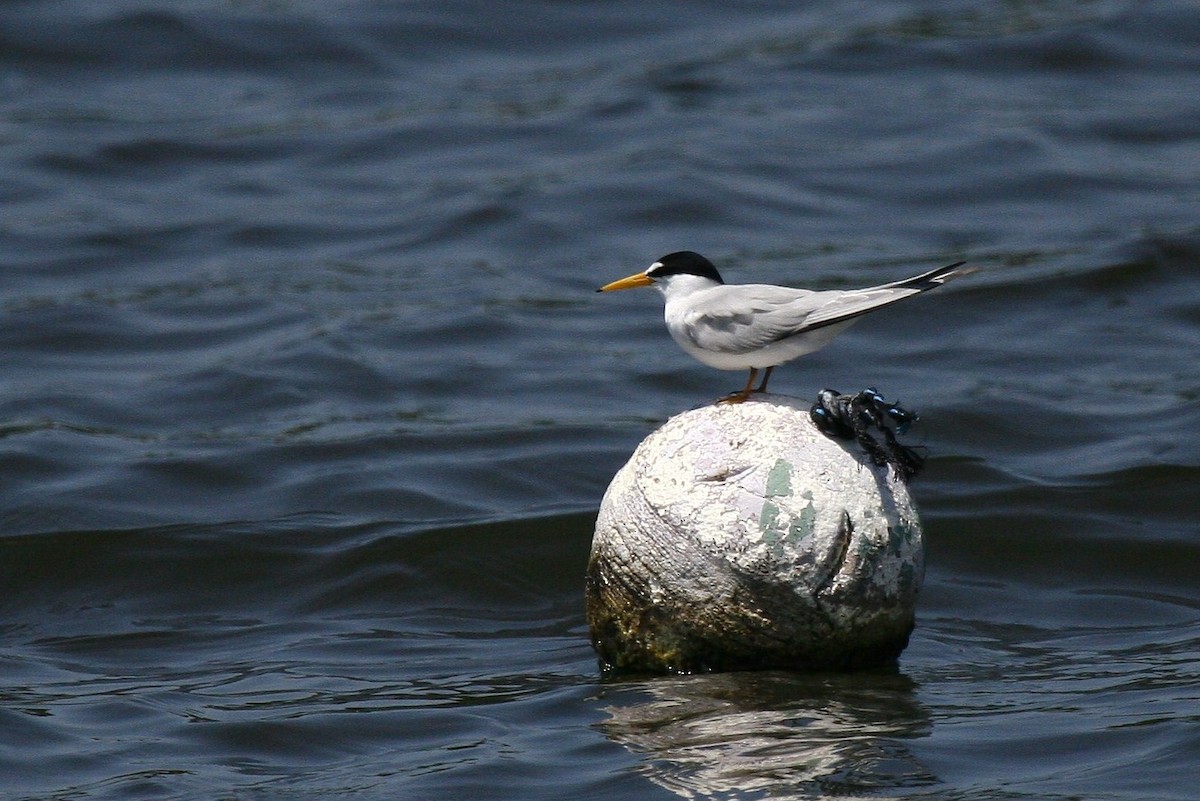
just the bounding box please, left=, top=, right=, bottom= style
left=586, top=394, right=924, bottom=673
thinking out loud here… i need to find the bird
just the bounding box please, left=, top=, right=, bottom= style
left=597, top=251, right=973, bottom=403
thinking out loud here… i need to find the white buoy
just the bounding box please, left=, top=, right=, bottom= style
left=586, top=394, right=924, bottom=673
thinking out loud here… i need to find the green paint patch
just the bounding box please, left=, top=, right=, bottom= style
left=759, top=460, right=815, bottom=556
left=764, top=458, right=793, bottom=497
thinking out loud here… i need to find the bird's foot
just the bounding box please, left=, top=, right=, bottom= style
left=716, top=368, right=768, bottom=405
left=715, top=390, right=752, bottom=405
left=716, top=382, right=771, bottom=404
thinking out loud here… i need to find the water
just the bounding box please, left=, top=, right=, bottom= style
left=2, top=1, right=1198, bottom=798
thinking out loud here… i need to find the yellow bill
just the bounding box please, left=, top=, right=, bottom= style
left=597, top=272, right=654, bottom=292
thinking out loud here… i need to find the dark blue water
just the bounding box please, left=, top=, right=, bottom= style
left=2, top=2, right=1198, bottom=799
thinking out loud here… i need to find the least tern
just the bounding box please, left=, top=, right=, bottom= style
left=598, top=251, right=972, bottom=403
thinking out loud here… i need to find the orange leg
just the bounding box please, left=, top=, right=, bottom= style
left=755, top=366, right=774, bottom=394
left=717, top=368, right=760, bottom=405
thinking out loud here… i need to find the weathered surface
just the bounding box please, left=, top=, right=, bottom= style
left=586, top=394, right=923, bottom=673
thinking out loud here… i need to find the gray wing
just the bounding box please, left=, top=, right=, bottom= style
left=679, top=285, right=832, bottom=354
left=800, top=260, right=972, bottom=330
left=680, top=261, right=973, bottom=352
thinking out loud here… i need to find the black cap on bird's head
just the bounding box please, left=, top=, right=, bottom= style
left=647, top=251, right=724, bottom=284
left=597, top=250, right=725, bottom=292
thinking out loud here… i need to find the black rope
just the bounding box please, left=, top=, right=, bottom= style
left=809, top=387, right=926, bottom=482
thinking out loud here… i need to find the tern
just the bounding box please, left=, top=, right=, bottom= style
left=598, top=251, right=972, bottom=403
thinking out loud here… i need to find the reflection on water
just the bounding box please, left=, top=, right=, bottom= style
left=599, top=670, right=935, bottom=799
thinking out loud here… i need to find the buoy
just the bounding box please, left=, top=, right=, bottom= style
left=586, top=394, right=924, bottom=673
